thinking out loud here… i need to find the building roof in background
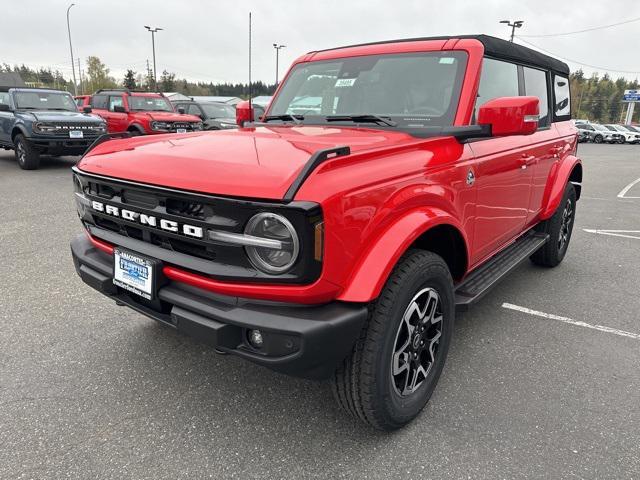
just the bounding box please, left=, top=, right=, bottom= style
left=163, top=92, right=192, bottom=101
left=191, top=96, right=242, bottom=105
left=251, top=96, right=272, bottom=107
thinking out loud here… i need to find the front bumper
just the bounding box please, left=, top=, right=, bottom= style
left=28, top=136, right=98, bottom=155
left=71, top=234, right=367, bottom=379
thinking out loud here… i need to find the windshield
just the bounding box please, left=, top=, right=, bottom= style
left=593, top=124, right=608, bottom=132
left=268, top=51, right=467, bottom=128
left=128, top=96, right=174, bottom=112
left=201, top=103, right=236, bottom=118
left=14, top=91, right=77, bottom=111
left=604, top=125, right=617, bottom=131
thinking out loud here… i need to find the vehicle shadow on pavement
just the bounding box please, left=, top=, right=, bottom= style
left=0, top=153, right=77, bottom=170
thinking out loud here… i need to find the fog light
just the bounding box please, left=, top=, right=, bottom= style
left=248, top=329, right=264, bottom=348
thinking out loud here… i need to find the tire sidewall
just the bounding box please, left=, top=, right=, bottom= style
left=373, top=258, right=454, bottom=427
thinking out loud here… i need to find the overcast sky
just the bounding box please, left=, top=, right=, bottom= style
left=4, top=0, right=640, bottom=85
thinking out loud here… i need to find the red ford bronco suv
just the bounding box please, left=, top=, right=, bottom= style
left=71, top=35, right=581, bottom=430
left=84, top=89, right=203, bottom=135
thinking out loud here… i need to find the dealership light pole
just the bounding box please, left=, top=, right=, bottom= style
left=66, top=3, right=78, bottom=95
left=499, top=20, right=524, bottom=42
left=144, top=25, right=163, bottom=91
left=273, top=44, right=286, bottom=85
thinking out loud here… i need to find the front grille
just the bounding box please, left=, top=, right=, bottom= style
left=52, top=123, right=104, bottom=136
left=75, top=171, right=322, bottom=284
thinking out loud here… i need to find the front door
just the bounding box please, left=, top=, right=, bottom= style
left=468, top=137, right=533, bottom=264
left=467, top=57, right=533, bottom=266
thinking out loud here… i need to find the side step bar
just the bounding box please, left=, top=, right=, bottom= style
left=454, top=231, right=549, bottom=311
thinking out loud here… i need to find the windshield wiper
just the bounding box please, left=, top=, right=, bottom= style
left=325, top=114, right=397, bottom=127
left=263, top=114, right=303, bottom=125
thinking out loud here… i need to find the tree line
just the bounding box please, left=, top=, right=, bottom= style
left=1, top=59, right=639, bottom=122
left=1, top=56, right=276, bottom=98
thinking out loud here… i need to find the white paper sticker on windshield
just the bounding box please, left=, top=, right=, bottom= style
left=335, top=78, right=356, bottom=88
left=439, top=57, right=456, bottom=64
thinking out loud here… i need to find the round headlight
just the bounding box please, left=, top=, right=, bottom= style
left=244, top=213, right=299, bottom=274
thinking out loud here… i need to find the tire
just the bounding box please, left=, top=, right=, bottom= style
left=331, top=250, right=454, bottom=430
left=530, top=182, right=577, bottom=268
left=593, top=135, right=603, bottom=144
left=617, top=137, right=625, bottom=145
left=14, top=134, right=40, bottom=170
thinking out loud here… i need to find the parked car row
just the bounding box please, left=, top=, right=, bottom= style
left=575, top=120, right=640, bottom=144
left=0, top=85, right=248, bottom=170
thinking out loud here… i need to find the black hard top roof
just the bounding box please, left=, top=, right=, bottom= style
left=312, top=34, right=570, bottom=75
left=0, top=86, right=68, bottom=93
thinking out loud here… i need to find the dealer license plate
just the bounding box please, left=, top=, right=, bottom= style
left=176, top=128, right=187, bottom=134
left=113, top=249, right=155, bottom=300
left=69, top=130, right=83, bottom=138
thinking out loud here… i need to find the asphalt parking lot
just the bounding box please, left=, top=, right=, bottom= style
left=1, top=143, right=639, bottom=479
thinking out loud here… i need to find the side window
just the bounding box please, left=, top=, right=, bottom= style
left=92, top=95, right=108, bottom=109
left=474, top=58, right=519, bottom=121
left=0, top=92, right=10, bottom=106
left=553, top=75, right=571, bottom=118
left=187, top=104, right=202, bottom=116
left=523, top=67, right=549, bottom=127
left=109, top=96, right=124, bottom=111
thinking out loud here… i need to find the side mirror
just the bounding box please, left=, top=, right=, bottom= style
left=235, top=100, right=254, bottom=127
left=83, top=106, right=92, bottom=113
left=177, top=107, right=185, bottom=114
left=113, top=105, right=126, bottom=113
left=478, top=96, right=539, bottom=136
left=0, top=103, right=11, bottom=112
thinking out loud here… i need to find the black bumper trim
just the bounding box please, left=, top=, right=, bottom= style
left=70, top=234, right=367, bottom=379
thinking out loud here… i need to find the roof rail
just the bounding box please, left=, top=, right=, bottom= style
left=94, top=88, right=131, bottom=94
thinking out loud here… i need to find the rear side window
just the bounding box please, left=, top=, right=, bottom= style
left=553, top=75, right=571, bottom=118
left=92, top=95, right=108, bottom=109
left=474, top=58, right=519, bottom=120
left=0, top=92, right=10, bottom=106
left=523, top=67, right=549, bottom=127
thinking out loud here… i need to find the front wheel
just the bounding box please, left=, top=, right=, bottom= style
left=593, top=135, right=603, bottom=144
left=530, top=182, right=577, bottom=267
left=14, top=134, right=40, bottom=170
left=331, top=250, right=454, bottom=430
left=617, top=137, right=626, bottom=145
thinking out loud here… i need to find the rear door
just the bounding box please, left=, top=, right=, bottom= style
left=107, top=95, right=129, bottom=132
left=521, top=66, right=559, bottom=226
left=468, top=58, right=533, bottom=265
left=90, top=94, right=113, bottom=131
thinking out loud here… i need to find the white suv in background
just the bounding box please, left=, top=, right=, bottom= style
left=604, top=124, right=640, bottom=144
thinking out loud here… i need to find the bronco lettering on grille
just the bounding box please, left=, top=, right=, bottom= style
left=91, top=200, right=204, bottom=239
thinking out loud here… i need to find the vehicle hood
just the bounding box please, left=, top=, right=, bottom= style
left=77, top=125, right=422, bottom=200
left=135, top=111, right=201, bottom=123
left=17, top=110, right=104, bottom=123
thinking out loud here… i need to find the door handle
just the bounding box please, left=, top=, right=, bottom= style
left=519, top=154, right=536, bottom=169
left=549, top=146, right=563, bottom=158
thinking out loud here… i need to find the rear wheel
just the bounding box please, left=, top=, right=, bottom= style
left=530, top=182, right=576, bottom=267
left=14, top=134, right=40, bottom=170
left=331, top=250, right=454, bottom=430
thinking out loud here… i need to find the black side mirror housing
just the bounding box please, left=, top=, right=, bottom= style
left=177, top=107, right=185, bottom=114
left=83, top=106, right=92, bottom=113
left=113, top=105, right=126, bottom=113
left=0, top=103, right=11, bottom=112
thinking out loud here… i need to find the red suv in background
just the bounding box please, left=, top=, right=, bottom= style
left=78, top=89, right=202, bottom=135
